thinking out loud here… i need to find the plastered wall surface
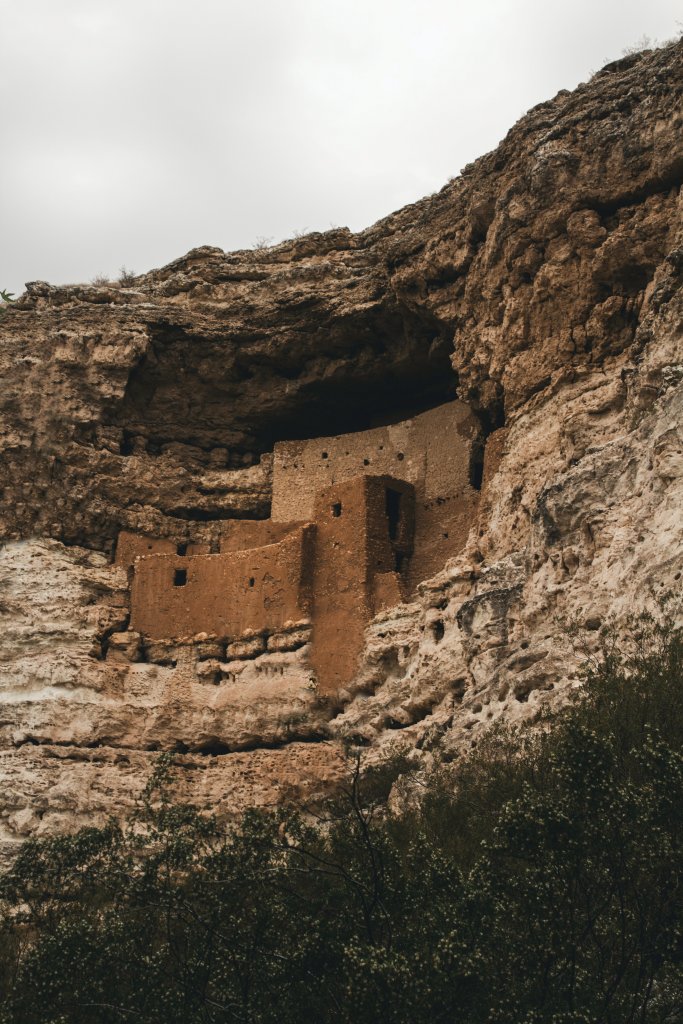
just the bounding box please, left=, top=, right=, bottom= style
left=372, top=572, right=404, bottom=614
left=115, top=532, right=211, bottom=568
left=130, top=526, right=314, bottom=640
left=272, top=401, right=479, bottom=521
left=115, top=525, right=299, bottom=566
left=125, top=475, right=418, bottom=692
left=218, top=520, right=303, bottom=553
left=272, top=401, right=481, bottom=590
left=309, top=477, right=372, bottom=693
left=310, top=475, right=415, bottom=693
left=409, top=491, right=481, bottom=592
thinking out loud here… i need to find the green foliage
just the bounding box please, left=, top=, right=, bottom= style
left=1, top=615, right=682, bottom=1022
left=0, top=289, right=14, bottom=313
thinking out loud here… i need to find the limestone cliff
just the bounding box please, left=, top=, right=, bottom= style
left=0, top=42, right=681, bottom=859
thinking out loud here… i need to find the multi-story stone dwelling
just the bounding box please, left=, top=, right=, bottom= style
left=117, top=400, right=492, bottom=692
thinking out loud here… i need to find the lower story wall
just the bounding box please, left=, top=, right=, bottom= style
left=130, top=526, right=314, bottom=640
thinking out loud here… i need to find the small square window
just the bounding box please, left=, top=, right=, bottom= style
left=331, top=502, right=342, bottom=518
left=173, top=569, right=187, bottom=587
left=176, top=543, right=188, bottom=556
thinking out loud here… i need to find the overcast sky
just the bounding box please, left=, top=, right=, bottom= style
left=1, top=0, right=680, bottom=297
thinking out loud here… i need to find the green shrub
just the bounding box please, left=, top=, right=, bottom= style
left=0, top=614, right=681, bottom=1022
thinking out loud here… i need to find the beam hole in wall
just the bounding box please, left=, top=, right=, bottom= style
left=173, top=568, right=188, bottom=587
left=176, top=543, right=188, bottom=556
left=397, top=452, right=405, bottom=461
left=322, top=451, right=328, bottom=459
left=248, top=577, right=255, bottom=587
left=363, top=458, right=370, bottom=466
left=331, top=502, right=342, bottom=518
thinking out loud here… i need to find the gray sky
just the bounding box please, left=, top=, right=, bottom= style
left=1, top=0, right=680, bottom=298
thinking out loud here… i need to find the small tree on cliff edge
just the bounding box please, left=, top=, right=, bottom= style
left=0, top=289, right=13, bottom=310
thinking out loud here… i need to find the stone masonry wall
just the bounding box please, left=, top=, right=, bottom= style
left=116, top=532, right=211, bottom=568
left=272, top=400, right=480, bottom=592
left=310, top=476, right=415, bottom=693
left=124, top=474, right=416, bottom=694
left=129, top=526, right=315, bottom=640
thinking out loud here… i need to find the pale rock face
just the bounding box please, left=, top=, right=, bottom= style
left=0, top=42, right=681, bottom=859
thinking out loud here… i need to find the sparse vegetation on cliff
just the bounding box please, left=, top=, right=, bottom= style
left=0, top=615, right=681, bottom=1022
left=117, top=266, right=136, bottom=287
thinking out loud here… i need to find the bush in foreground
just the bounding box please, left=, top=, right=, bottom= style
left=1, top=615, right=682, bottom=1023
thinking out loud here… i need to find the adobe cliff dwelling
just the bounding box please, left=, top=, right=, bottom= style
left=0, top=40, right=680, bottom=858
left=117, top=400, right=488, bottom=692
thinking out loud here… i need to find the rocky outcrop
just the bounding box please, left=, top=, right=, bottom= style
left=0, top=42, right=681, bottom=857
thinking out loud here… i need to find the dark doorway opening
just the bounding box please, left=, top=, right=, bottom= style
left=469, top=440, right=485, bottom=491
left=173, top=569, right=188, bottom=587
left=385, top=488, right=402, bottom=541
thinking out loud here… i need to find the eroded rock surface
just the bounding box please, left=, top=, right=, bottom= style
left=0, top=42, right=681, bottom=856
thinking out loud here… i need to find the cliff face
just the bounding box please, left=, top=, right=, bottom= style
left=0, top=43, right=681, bottom=857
